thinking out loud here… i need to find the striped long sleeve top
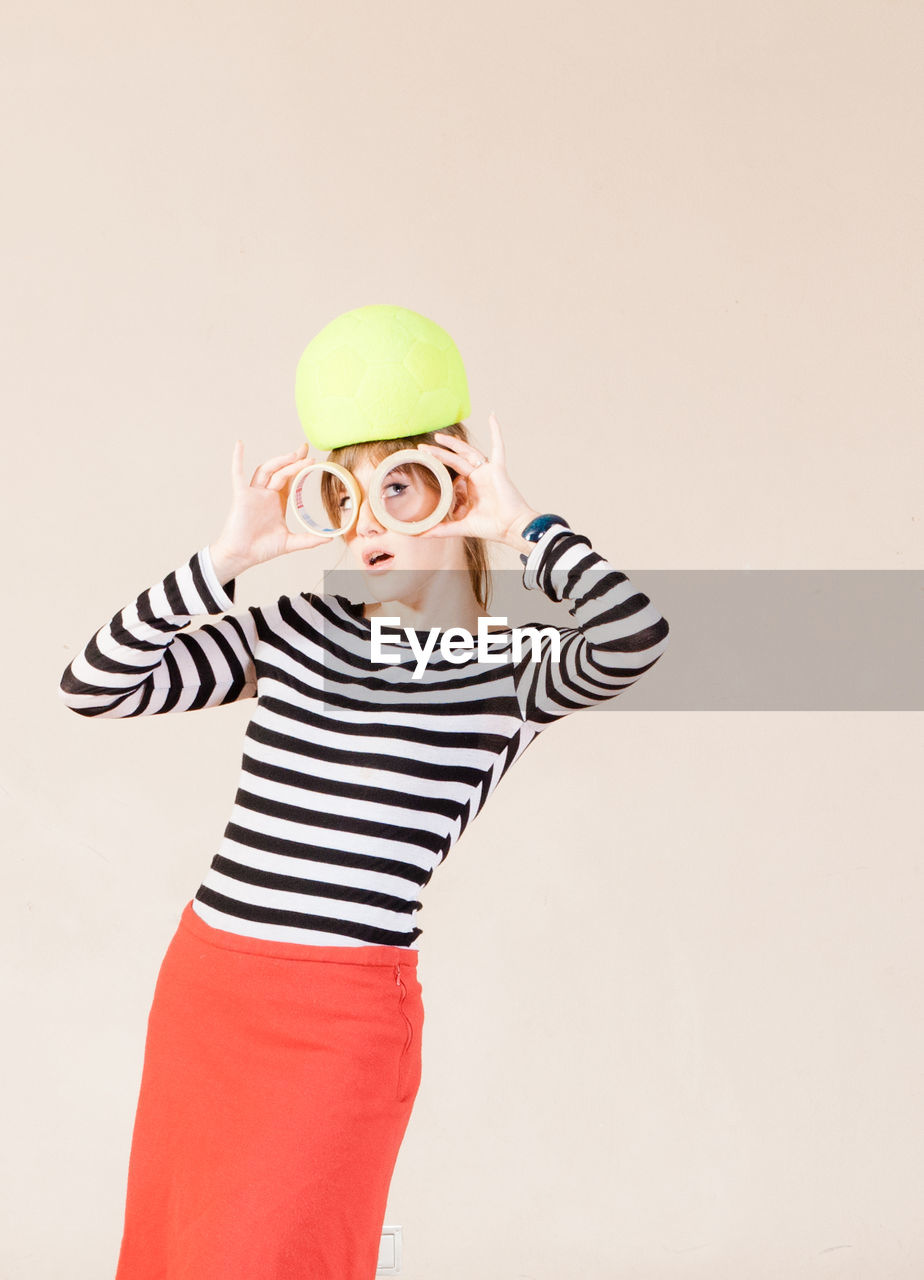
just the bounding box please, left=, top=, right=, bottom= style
left=58, top=521, right=670, bottom=948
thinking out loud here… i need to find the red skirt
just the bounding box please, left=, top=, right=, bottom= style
left=114, top=899, right=424, bottom=1280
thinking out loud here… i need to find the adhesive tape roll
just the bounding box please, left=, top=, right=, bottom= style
left=287, top=451, right=455, bottom=537
left=367, top=450, right=455, bottom=534
left=287, top=461, right=362, bottom=538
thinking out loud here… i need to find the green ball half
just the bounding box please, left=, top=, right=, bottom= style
left=294, top=304, right=471, bottom=451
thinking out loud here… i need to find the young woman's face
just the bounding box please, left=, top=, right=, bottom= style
left=338, top=456, right=469, bottom=588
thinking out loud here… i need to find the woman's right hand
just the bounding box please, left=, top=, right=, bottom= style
left=209, top=440, right=329, bottom=578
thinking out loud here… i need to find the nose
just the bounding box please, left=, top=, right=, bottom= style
left=352, top=484, right=386, bottom=538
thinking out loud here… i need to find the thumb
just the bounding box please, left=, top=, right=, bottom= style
left=417, top=521, right=464, bottom=539
left=288, top=533, right=327, bottom=552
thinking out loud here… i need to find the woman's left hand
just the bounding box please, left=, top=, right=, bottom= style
left=415, top=413, right=537, bottom=546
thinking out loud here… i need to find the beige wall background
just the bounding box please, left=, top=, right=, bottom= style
left=4, top=1, right=922, bottom=1276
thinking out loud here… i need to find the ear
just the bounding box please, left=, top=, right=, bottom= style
left=448, top=473, right=475, bottom=519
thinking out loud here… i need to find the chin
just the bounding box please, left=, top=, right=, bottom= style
left=361, top=567, right=420, bottom=598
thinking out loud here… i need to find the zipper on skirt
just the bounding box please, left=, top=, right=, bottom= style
left=395, top=961, right=413, bottom=1052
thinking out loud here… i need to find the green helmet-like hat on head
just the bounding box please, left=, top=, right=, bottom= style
left=294, top=304, right=471, bottom=452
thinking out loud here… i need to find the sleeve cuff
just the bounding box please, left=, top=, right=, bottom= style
left=197, top=544, right=237, bottom=611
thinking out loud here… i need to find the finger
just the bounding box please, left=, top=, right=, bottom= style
left=487, top=412, right=506, bottom=467
left=253, top=445, right=311, bottom=486
left=264, top=445, right=309, bottom=474
left=418, top=442, right=483, bottom=474
left=431, top=431, right=485, bottom=467
left=286, top=532, right=326, bottom=552
left=268, top=457, right=317, bottom=490
left=416, top=520, right=469, bottom=539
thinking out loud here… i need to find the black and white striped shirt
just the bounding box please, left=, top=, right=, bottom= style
left=59, top=522, right=670, bottom=948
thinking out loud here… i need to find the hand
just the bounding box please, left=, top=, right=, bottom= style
left=210, top=440, right=331, bottom=575
left=414, top=413, right=538, bottom=547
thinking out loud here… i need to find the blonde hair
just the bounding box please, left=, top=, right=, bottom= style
left=320, top=422, right=492, bottom=612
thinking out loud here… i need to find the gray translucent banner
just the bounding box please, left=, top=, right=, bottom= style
left=321, top=568, right=924, bottom=710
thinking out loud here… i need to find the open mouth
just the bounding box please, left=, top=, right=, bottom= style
left=364, top=551, right=394, bottom=568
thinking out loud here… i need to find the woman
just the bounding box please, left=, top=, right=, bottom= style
left=59, top=412, right=670, bottom=1279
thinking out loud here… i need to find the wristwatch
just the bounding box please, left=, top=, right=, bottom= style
left=518, top=513, right=571, bottom=565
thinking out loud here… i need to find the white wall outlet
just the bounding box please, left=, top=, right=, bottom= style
left=377, top=1224, right=403, bottom=1274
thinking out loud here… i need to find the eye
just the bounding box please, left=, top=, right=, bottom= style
left=385, top=482, right=408, bottom=498
left=338, top=495, right=353, bottom=510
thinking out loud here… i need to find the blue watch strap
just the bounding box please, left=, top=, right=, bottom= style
left=521, top=513, right=570, bottom=542
left=518, top=514, right=571, bottom=565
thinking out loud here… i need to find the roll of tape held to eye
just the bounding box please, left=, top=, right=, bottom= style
left=286, top=460, right=361, bottom=538
left=286, top=449, right=455, bottom=538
